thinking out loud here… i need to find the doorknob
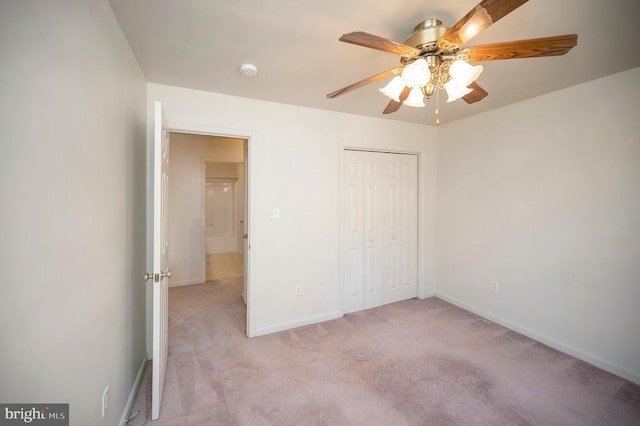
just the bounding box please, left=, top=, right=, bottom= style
left=144, top=271, right=170, bottom=282
left=241, top=233, right=248, bottom=239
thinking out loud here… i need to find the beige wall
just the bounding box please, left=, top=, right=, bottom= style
left=0, top=0, right=148, bottom=424
left=206, top=162, right=239, bottom=179
left=436, top=67, right=640, bottom=384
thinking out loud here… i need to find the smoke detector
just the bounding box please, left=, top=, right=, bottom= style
left=239, top=63, right=258, bottom=77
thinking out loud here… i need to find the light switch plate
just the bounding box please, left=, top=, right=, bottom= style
left=269, top=208, right=280, bottom=219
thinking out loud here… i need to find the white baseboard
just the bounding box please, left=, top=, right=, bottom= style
left=420, top=291, right=436, bottom=299
left=169, top=278, right=203, bottom=288
left=119, top=355, right=148, bottom=426
left=254, top=311, right=343, bottom=337
left=436, top=292, right=640, bottom=385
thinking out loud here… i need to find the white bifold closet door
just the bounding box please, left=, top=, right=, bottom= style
left=343, top=150, right=418, bottom=314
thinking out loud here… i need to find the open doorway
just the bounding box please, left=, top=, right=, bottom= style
left=166, top=132, right=249, bottom=330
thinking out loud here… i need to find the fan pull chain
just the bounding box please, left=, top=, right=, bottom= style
left=435, top=89, right=440, bottom=125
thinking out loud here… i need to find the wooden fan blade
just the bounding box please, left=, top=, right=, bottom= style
left=340, top=31, right=420, bottom=57
left=462, top=82, right=488, bottom=104
left=383, top=87, right=411, bottom=114
left=383, top=100, right=402, bottom=114
left=327, top=68, right=402, bottom=99
left=464, top=34, right=578, bottom=62
left=438, top=0, right=529, bottom=50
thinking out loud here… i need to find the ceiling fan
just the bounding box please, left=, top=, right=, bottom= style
left=326, top=0, right=577, bottom=121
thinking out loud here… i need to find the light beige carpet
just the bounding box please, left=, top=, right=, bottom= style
left=126, top=278, right=640, bottom=425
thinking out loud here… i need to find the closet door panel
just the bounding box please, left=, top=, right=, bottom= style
left=343, top=150, right=364, bottom=314
left=400, top=155, right=418, bottom=300
left=384, top=154, right=403, bottom=304
left=363, top=153, right=385, bottom=309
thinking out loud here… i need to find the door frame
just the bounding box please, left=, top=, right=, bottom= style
left=338, top=141, right=432, bottom=315
left=168, top=121, right=256, bottom=338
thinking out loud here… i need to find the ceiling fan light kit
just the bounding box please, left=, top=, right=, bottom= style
left=379, top=76, right=405, bottom=102
left=404, top=88, right=427, bottom=107
left=326, top=0, right=577, bottom=123
left=449, top=60, right=483, bottom=86
left=445, top=78, right=473, bottom=103
left=401, top=58, right=432, bottom=88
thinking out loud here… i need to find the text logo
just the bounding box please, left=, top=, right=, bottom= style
left=0, top=404, right=68, bottom=426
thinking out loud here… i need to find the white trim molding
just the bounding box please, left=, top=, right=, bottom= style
left=119, top=355, right=148, bottom=426
left=254, top=311, right=343, bottom=337
left=436, top=292, right=640, bottom=385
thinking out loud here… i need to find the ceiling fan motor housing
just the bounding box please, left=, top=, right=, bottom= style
left=404, top=19, right=448, bottom=51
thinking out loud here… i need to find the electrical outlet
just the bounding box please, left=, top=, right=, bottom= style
left=295, top=285, right=302, bottom=296
left=102, top=385, right=109, bottom=418
left=491, top=281, right=499, bottom=292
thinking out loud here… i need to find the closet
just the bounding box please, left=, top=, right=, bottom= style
left=342, top=150, right=418, bottom=314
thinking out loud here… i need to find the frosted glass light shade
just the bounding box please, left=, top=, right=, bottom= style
left=379, top=76, right=405, bottom=102
left=401, top=58, right=431, bottom=89
left=403, top=88, right=426, bottom=107
left=445, top=78, right=473, bottom=103
left=449, top=60, right=483, bottom=86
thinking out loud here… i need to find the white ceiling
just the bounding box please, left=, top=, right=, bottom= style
left=109, top=0, right=640, bottom=125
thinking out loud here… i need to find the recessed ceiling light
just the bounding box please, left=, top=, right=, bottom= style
left=239, top=63, right=258, bottom=77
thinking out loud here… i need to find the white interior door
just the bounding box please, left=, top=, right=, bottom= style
left=152, top=101, right=170, bottom=420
